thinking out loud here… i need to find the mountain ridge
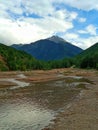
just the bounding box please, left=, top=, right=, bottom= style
left=11, top=36, right=83, bottom=61
left=75, top=42, right=98, bottom=69
left=0, top=43, right=40, bottom=71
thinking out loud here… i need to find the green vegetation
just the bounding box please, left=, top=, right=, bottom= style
left=0, top=61, right=8, bottom=71
left=46, top=58, right=74, bottom=69
left=74, top=42, right=98, bottom=69
left=0, top=43, right=73, bottom=71
left=0, top=43, right=43, bottom=71
left=0, top=42, right=98, bottom=71
left=76, top=84, right=87, bottom=89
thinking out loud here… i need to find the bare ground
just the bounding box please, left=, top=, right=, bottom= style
left=43, top=69, right=98, bottom=130
left=0, top=68, right=98, bottom=130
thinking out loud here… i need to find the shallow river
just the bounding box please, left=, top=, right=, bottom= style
left=0, top=77, right=85, bottom=130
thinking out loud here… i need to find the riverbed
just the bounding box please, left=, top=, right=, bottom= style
left=0, top=69, right=95, bottom=130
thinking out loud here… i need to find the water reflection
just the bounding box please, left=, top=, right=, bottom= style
left=0, top=97, right=54, bottom=130
left=0, top=77, right=86, bottom=130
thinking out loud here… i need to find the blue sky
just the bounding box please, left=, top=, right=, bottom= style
left=0, top=0, right=98, bottom=49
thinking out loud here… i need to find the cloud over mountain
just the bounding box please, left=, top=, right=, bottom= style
left=0, top=0, right=98, bottom=49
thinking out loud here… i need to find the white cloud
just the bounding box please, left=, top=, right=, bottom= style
left=53, top=10, right=66, bottom=20
left=78, top=30, right=87, bottom=34
left=23, top=0, right=54, bottom=16
left=31, top=16, right=73, bottom=32
left=63, top=33, right=87, bottom=49
left=76, top=36, right=98, bottom=49
left=0, top=0, right=98, bottom=50
left=54, top=10, right=78, bottom=21
left=64, top=33, right=79, bottom=39
left=84, top=36, right=98, bottom=48
left=0, top=15, right=73, bottom=45
left=86, top=24, right=97, bottom=35
left=0, top=18, right=53, bottom=45
left=0, top=1, right=75, bottom=45
left=52, top=9, right=78, bottom=22
left=64, top=33, right=98, bottom=49
left=52, top=0, right=98, bottom=11
left=78, top=24, right=97, bottom=36
left=0, top=0, right=54, bottom=19
left=69, top=12, right=78, bottom=21
left=78, top=18, right=86, bottom=23
left=62, top=30, right=98, bottom=49
left=0, top=0, right=23, bottom=16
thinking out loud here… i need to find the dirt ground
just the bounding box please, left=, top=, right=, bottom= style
left=43, top=69, right=98, bottom=130
left=0, top=68, right=98, bottom=130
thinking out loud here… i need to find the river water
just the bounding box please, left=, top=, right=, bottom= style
left=0, top=77, right=85, bottom=130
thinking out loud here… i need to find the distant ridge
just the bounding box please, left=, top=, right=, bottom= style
left=0, top=43, right=37, bottom=71
left=75, top=42, right=98, bottom=69
left=11, top=35, right=83, bottom=61
left=48, top=35, right=66, bottom=43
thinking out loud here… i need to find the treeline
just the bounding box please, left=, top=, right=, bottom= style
left=74, top=42, right=98, bottom=70
left=0, top=43, right=98, bottom=71
left=0, top=43, right=74, bottom=71
left=0, top=43, right=41, bottom=71
left=74, top=53, right=98, bottom=70
left=40, top=58, right=74, bottom=70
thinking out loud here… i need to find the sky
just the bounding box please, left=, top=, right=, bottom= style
left=0, top=0, right=98, bottom=49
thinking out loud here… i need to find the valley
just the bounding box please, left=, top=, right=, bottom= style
left=0, top=68, right=98, bottom=130
left=0, top=36, right=98, bottom=130
left=11, top=36, right=82, bottom=61
left=0, top=1, right=98, bottom=130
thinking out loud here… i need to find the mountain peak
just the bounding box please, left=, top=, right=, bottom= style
left=11, top=36, right=83, bottom=61
left=48, top=35, right=66, bottom=43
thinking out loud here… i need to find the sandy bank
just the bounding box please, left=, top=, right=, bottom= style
left=0, top=68, right=98, bottom=130
left=44, top=70, right=98, bottom=130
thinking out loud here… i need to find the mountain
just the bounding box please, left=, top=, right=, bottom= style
left=76, top=42, right=98, bottom=57
left=11, top=36, right=83, bottom=61
left=75, top=42, right=98, bottom=69
left=0, top=43, right=40, bottom=71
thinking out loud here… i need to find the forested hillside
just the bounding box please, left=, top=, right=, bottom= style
left=1, top=41, right=98, bottom=71
left=74, top=42, right=98, bottom=69
left=0, top=43, right=74, bottom=71
left=12, top=36, right=82, bottom=61
left=0, top=43, right=42, bottom=71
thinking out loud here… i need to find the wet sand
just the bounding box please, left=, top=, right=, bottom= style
left=43, top=69, right=98, bottom=130
left=0, top=68, right=98, bottom=130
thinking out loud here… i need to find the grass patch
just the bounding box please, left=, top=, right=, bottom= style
left=76, top=84, right=88, bottom=89
left=77, top=78, right=94, bottom=84
left=64, top=77, right=93, bottom=84
left=64, top=78, right=77, bottom=83
left=63, top=71, right=73, bottom=75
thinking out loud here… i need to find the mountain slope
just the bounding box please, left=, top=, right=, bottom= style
left=76, top=42, right=98, bottom=57
left=75, top=42, right=98, bottom=68
left=0, top=43, right=39, bottom=71
left=12, top=36, right=83, bottom=61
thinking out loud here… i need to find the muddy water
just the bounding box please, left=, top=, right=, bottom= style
left=0, top=77, right=86, bottom=130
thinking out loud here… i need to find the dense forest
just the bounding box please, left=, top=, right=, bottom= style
left=74, top=42, right=98, bottom=70
left=0, top=43, right=42, bottom=71
left=0, top=43, right=73, bottom=71
left=0, top=42, right=98, bottom=71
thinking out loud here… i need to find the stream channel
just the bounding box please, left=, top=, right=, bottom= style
left=0, top=75, right=89, bottom=130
